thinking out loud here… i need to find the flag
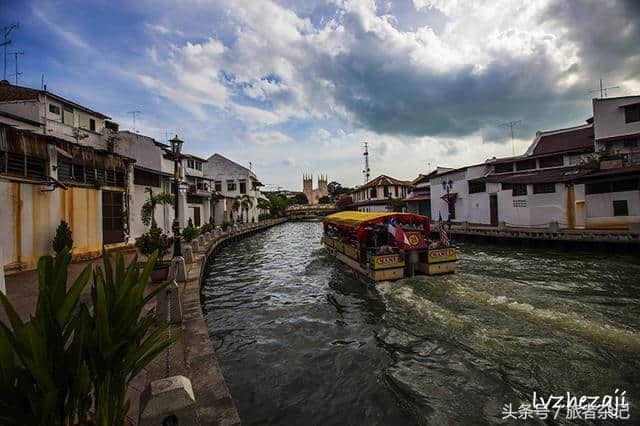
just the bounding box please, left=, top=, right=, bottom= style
left=388, top=217, right=410, bottom=245
left=439, top=215, right=450, bottom=246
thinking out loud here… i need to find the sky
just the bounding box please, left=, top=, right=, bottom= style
left=2, top=0, right=640, bottom=191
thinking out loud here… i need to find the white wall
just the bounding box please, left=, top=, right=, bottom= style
left=586, top=190, right=640, bottom=218
left=593, top=96, right=640, bottom=142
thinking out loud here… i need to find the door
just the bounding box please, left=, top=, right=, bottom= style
left=489, top=194, right=498, bottom=226
left=102, top=190, right=124, bottom=244
left=193, top=206, right=201, bottom=227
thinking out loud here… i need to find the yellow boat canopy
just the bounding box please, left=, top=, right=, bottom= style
left=324, top=211, right=428, bottom=229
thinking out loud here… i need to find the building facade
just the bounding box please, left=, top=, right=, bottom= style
left=204, top=154, right=264, bottom=224
left=302, top=174, right=328, bottom=204
left=350, top=175, right=411, bottom=212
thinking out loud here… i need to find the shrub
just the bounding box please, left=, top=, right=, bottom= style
left=52, top=220, right=73, bottom=254
left=181, top=222, right=199, bottom=242
left=221, top=220, right=231, bottom=231
left=199, top=223, right=214, bottom=234
left=0, top=249, right=177, bottom=425
left=135, top=224, right=173, bottom=263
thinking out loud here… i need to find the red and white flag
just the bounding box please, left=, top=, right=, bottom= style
left=388, top=217, right=410, bottom=245
left=438, top=213, right=450, bottom=246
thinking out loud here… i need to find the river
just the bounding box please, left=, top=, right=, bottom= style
left=201, top=221, right=640, bottom=425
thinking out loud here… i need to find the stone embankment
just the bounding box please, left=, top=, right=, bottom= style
left=139, top=218, right=288, bottom=426
left=433, top=221, right=640, bottom=247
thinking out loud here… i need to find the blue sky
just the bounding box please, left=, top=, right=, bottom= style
left=3, top=0, right=639, bottom=190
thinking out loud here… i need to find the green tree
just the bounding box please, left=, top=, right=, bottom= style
left=318, top=195, right=331, bottom=204
left=52, top=220, right=73, bottom=254
left=294, top=193, right=309, bottom=204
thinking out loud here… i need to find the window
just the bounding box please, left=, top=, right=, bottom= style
left=62, top=105, right=73, bottom=125
left=468, top=180, right=486, bottom=194
left=394, top=186, right=398, bottom=197
left=89, top=118, right=96, bottom=132
left=533, top=183, right=556, bottom=194
left=516, top=159, right=536, bottom=171
left=0, top=151, right=46, bottom=179
left=133, top=168, right=160, bottom=187
left=227, top=180, right=236, bottom=191
left=586, top=179, right=639, bottom=194
left=623, top=138, right=638, bottom=149
left=49, top=104, right=60, bottom=115
left=538, top=155, right=563, bottom=168
left=187, top=159, right=195, bottom=169
left=494, top=163, right=514, bottom=174
left=195, top=161, right=202, bottom=171
left=214, top=181, right=222, bottom=192
left=239, top=180, right=247, bottom=194
left=512, top=184, right=527, bottom=196
left=383, top=185, right=389, bottom=197
left=613, top=200, right=629, bottom=216
left=369, top=188, right=377, bottom=198
left=624, top=104, right=640, bottom=123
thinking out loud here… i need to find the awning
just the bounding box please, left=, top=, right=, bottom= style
left=324, top=211, right=429, bottom=229
left=440, top=192, right=457, bottom=201
left=405, top=193, right=430, bottom=202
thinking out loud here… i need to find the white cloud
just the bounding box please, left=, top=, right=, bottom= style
left=32, top=8, right=89, bottom=49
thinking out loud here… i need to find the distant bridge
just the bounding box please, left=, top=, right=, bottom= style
left=285, top=203, right=339, bottom=219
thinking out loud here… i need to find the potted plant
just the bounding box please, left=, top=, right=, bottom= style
left=182, top=218, right=199, bottom=243
left=0, top=249, right=176, bottom=425
left=135, top=224, right=173, bottom=282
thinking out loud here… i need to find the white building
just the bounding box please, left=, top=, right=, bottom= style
left=203, top=154, right=264, bottom=224
left=0, top=80, right=111, bottom=149
left=350, top=175, right=411, bottom=212
left=430, top=123, right=595, bottom=228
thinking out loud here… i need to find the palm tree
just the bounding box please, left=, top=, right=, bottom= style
left=240, top=195, right=253, bottom=223
left=231, top=197, right=241, bottom=224
left=141, top=187, right=174, bottom=228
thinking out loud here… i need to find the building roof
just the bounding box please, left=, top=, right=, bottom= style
left=0, top=81, right=111, bottom=119
left=405, top=193, right=430, bottom=202
left=483, top=166, right=591, bottom=184
left=573, top=165, right=640, bottom=182
left=527, top=124, right=594, bottom=156
left=354, top=174, right=411, bottom=191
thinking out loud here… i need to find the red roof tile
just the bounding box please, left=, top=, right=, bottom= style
left=356, top=174, right=412, bottom=191
left=532, top=126, right=594, bottom=156
left=0, top=82, right=39, bottom=102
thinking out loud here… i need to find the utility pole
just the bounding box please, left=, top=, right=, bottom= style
left=249, top=161, right=252, bottom=171
left=500, top=120, right=521, bottom=156
left=127, top=110, right=141, bottom=133
left=8, top=51, right=23, bottom=85
left=589, top=78, right=619, bottom=98
left=362, top=141, right=370, bottom=184
left=1, top=22, right=19, bottom=81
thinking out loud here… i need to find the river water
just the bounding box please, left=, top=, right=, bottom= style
left=201, top=222, right=640, bottom=425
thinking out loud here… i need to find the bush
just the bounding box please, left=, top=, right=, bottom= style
left=52, top=220, right=73, bottom=254
left=135, top=224, right=173, bottom=263
left=221, top=220, right=231, bottom=231
left=182, top=222, right=199, bottom=242
left=199, top=223, right=214, bottom=234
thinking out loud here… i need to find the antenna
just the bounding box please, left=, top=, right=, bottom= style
left=249, top=161, right=252, bottom=171
left=41, top=73, right=45, bottom=89
left=1, top=22, right=19, bottom=81
left=362, top=141, right=370, bottom=184
left=500, top=120, right=522, bottom=156
left=589, top=78, right=619, bottom=99
left=8, top=51, right=23, bottom=85
left=127, top=110, right=141, bottom=133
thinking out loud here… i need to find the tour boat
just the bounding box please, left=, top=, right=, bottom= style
left=322, top=211, right=457, bottom=281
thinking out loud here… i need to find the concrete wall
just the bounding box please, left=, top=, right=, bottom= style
left=593, top=96, right=640, bottom=142
left=0, top=100, right=40, bottom=124
left=585, top=190, right=640, bottom=229
left=1, top=180, right=103, bottom=271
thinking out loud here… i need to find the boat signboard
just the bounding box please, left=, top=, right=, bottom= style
left=427, top=247, right=457, bottom=264
left=369, top=253, right=405, bottom=270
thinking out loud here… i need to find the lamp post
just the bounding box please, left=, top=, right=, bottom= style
left=170, top=135, right=184, bottom=258
left=441, top=179, right=453, bottom=230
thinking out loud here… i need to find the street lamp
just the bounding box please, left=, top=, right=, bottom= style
left=170, top=135, right=183, bottom=258
left=441, top=179, right=453, bottom=230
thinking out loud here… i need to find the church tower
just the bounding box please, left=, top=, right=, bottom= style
left=303, top=173, right=313, bottom=193
left=318, top=174, right=328, bottom=196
